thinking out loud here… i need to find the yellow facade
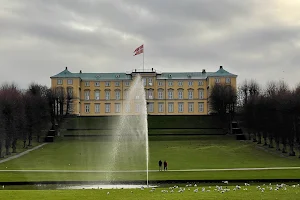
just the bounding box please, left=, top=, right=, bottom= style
left=50, top=66, right=237, bottom=116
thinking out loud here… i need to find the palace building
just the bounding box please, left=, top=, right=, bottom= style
left=50, top=66, right=237, bottom=116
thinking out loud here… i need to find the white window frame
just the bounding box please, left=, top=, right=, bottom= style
left=188, top=81, right=193, bottom=86
left=67, top=87, right=73, bottom=97
left=105, top=90, right=110, bottom=100
left=115, top=81, right=120, bottom=87
left=125, top=104, right=130, bottom=113
left=168, top=90, right=173, bottom=99
left=85, top=104, right=90, bottom=113
left=85, top=82, right=90, bottom=87
left=142, top=78, right=146, bottom=86
left=178, top=81, right=183, bottom=87
left=198, top=89, right=204, bottom=99
left=188, top=90, right=193, bottom=99
left=158, top=103, right=164, bottom=113
left=105, top=103, right=110, bottom=113
left=148, top=102, right=154, bottom=113
left=67, top=79, right=73, bottom=85
left=158, top=90, right=163, bottom=99
left=148, top=89, right=153, bottom=99
left=124, top=90, right=129, bottom=100
left=125, top=81, right=130, bottom=87
left=94, top=90, right=100, bottom=100
left=178, top=90, right=183, bottom=99
left=95, top=103, right=100, bottom=113
left=188, top=102, right=194, bottom=113
left=57, top=79, right=63, bottom=85
left=95, top=82, right=100, bottom=87
left=115, top=90, right=120, bottom=100
left=115, top=103, right=121, bottom=113
left=135, top=104, right=140, bottom=113
left=215, top=78, right=221, bottom=83
left=158, top=81, right=163, bottom=86
left=198, top=80, right=203, bottom=86
left=105, top=81, right=111, bottom=87
left=178, top=102, right=184, bottom=113
left=226, top=78, right=231, bottom=84
left=84, top=90, right=90, bottom=100
left=168, top=102, right=174, bottom=113
left=148, top=78, right=153, bottom=86
left=168, top=81, right=173, bottom=87
left=198, top=102, right=204, bottom=113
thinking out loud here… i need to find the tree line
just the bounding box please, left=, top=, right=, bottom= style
left=210, top=80, right=300, bottom=157
left=0, top=83, right=71, bottom=157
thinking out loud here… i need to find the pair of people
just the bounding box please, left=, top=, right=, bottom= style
left=158, top=160, right=168, bottom=171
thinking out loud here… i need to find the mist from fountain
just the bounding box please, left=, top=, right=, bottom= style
left=105, top=75, right=149, bottom=186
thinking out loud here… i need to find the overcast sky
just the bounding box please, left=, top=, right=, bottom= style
left=1, top=0, right=300, bottom=89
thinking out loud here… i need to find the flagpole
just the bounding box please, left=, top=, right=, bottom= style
left=143, top=44, right=145, bottom=72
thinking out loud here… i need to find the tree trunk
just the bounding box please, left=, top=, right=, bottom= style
left=269, top=137, right=274, bottom=148
left=5, top=142, right=10, bottom=155
left=289, top=140, right=295, bottom=156
left=275, top=138, right=280, bottom=151
left=248, top=132, right=251, bottom=140
left=28, top=131, right=32, bottom=147
left=263, top=136, right=268, bottom=146
left=282, top=139, right=287, bottom=153
left=253, top=132, right=257, bottom=142
left=23, top=140, right=26, bottom=148
left=11, top=139, right=17, bottom=153
left=257, top=132, right=262, bottom=144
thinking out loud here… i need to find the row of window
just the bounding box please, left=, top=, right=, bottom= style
left=57, top=78, right=231, bottom=86
left=84, top=89, right=205, bottom=100
left=84, top=102, right=205, bottom=113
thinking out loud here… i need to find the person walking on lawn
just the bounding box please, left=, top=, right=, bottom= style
left=164, top=160, right=168, bottom=171
left=158, top=160, right=162, bottom=171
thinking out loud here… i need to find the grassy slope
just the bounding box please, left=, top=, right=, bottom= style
left=1, top=186, right=300, bottom=200
left=0, top=136, right=299, bottom=181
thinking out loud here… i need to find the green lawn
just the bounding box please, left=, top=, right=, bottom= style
left=1, top=185, right=300, bottom=200
left=0, top=135, right=299, bottom=182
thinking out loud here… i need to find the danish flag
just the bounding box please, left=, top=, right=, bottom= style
left=133, top=44, right=144, bottom=56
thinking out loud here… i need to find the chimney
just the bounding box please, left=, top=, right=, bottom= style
left=65, top=66, right=68, bottom=70
left=202, top=69, right=206, bottom=73
left=80, top=70, right=82, bottom=73
left=220, top=66, right=223, bottom=69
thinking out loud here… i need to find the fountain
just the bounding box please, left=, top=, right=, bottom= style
left=105, top=74, right=149, bottom=186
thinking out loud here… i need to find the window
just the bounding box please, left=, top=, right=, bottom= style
left=85, top=104, right=90, bottom=113
left=178, top=81, right=183, bottom=87
left=148, top=103, right=154, bottom=113
left=115, top=81, right=120, bottom=87
left=168, top=102, right=174, bottom=113
left=115, top=90, right=120, bottom=100
left=95, top=104, right=100, bottom=113
left=84, top=90, right=90, bottom=100
left=148, top=89, right=153, bottom=99
left=94, top=90, right=100, bottom=100
left=178, top=89, right=183, bottom=99
left=105, top=90, right=110, bottom=100
left=188, top=102, right=194, bottom=113
left=178, top=102, right=184, bottom=113
left=67, top=79, right=73, bottom=85
left=168, top=90, right=173, bottom=99
left=158, top=81, right=163, bottom=86
left=67, top=87, right=73, bottom=98
left=188, top=90, right=194, bottom=99
left=158, top=89, right=164, bottom=99
left=105, top=81, right=110, bottom=86
left=68, top=103, right=73, bottom=113
left=215, top=78, right=220, bottom=83
left=135, top=104, right=140, bottom=112
left=198, top=80, right=203, bottom=86
left=198, top=102, right=204, bottom=113
left=188, top=81, right=193, bottom=86
left=158, top=103, right=164, bottom=113
left=105, top=103, right=110, bottom=113
left=85, top=82, right=90, bottom=87
left=142, top=78, right=146, bottom=86
left=226, top=78, right=231, bottom=84
left=124, top=90, right=129, bottom=99
left=125, top=104, right=130, bottom=113
left=125, top=81, right=130, bottom=87
left=148, top=78, right=153, bottom=86
left=115, top=103, right=121, bottom=113
left=198, top=89, right=204, bottom=99
left=168, top=81, right=173, bottom=87
left=57, top=79, right=62, bottom=85
left=95, top=82, right=100, bottom=87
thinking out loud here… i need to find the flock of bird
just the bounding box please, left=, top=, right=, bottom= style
left=106, top=181, right=300, bottom=195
